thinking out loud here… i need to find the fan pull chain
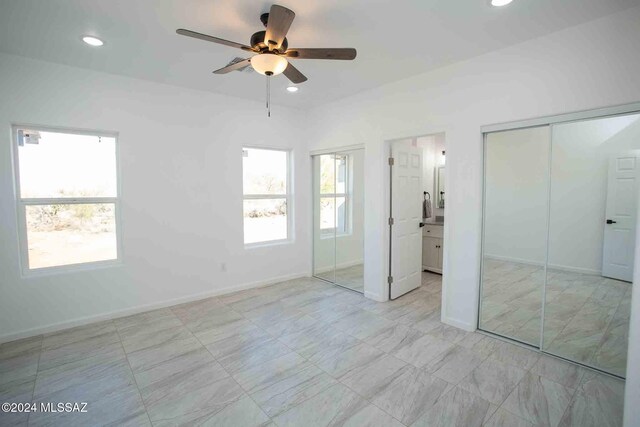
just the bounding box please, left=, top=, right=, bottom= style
left=267, top=75, right=271, bottom=117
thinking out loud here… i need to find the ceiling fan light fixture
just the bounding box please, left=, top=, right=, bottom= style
left=251, top=53, right=288, bottom=76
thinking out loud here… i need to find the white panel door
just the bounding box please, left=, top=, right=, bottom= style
left=391, top=140, right=423, bottom=299
left=602, top=154, right=640, bottom=282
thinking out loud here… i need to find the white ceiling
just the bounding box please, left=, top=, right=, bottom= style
left=0, top=0, right=637, bottom=108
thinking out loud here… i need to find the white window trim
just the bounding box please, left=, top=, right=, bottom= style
left=320, top=154, right=352, bottom=238
left=11, top=124, right=123, bottom=277
left=242, top=146, right=293, bottom=248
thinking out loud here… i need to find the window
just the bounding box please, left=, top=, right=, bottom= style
left=13, top=126, right=120, bottom=272
left=319, top=154, right=350, bottom=236
left=242, top=147, right=291, bottom=245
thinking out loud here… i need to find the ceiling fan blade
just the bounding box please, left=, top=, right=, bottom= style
left=284, top=48, right=357, bottom=60
left=283, top=62, right=307, bottom=84
left=176, top=29, right=255, bottom=52
left=213, top=58, right=252, bottom=74
left=264, top=5, right=295, bottom=51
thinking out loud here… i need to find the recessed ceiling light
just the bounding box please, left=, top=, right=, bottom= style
left=82, top=36, right=104, bottom=47
left=490, top=0, right=513, bottom=6
left=286, top=86, right=299, bottom=93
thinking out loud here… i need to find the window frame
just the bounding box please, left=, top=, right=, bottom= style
left=242, top=146, right=293, bottom=248
left=319, top=154, right=352, bottom=237
left=11, top=124, right=123, bottom=276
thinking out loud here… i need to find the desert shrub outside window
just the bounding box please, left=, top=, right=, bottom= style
left=242, top=147, right=291, bottom=245
left=13, top=126, right=121, bottom=272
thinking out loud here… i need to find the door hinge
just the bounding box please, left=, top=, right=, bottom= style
left=388, top=157, right=394, bottom=166
left=387, top=276, right=394, bottom=285
left=388, top=217, right=394, bottom=226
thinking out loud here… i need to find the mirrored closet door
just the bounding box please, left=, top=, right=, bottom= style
left=312, top=149, right=365, bottom=293
left=480, top=110, right=640, bottom=378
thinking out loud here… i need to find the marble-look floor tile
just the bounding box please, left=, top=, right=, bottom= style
left=0, top=375, right=36, bottom=426
left=304, top=303, right=361, bottom=324
left=279, top=323, right=361, bottom=363
left=273, top=383, right=403, bottom=427
left=559, top=371, right=625, bottom=427
left=501, top=372, right=574, bottom=426
left=147, top=376, right=270, bottom=427
left=250, top=363, right=337, bottom=417
left=330, top=310, right=396, bottom=341
left=212, top=336, right=292, bottom=375
left=391, top=331, right=454, bottom=368
left=30, top=358, right=147, bottom=427
left=458, top=358, right=526, bottom=405
left=489, top=341, right=540, bottom=370
left=411, top=309, right=443, bottom=334
left=232, top=352, right=308, bottom=393
left=314, top=342, right=384, bottom=380
left=457, top=333, right=501, bottom=358
left=0, top=336, right=42, bottom=387
left=423, top=345, right=486, bottom=384
left=364, top=323, right=423, bottom=354
left=134, top=347, right=228, bottom=398
left=484, top=407, right=536, bottom=427
left=33, top=354, right=129, bottom=399
left=263, top=313, right=321, bottom=339
left=410, top=386, right=491, bottom=427
left=339, top=353, right=407, bottom=398
left=39, top=321, right=121, bottom=371
left=120, top=325, right=193, bottom=354
left=193, top=318, right=262, bottom=347
left=366, top=365, right=451, bottom=426
left=530, top=355, right=585, bottom=389
left=425, top=324, right=469, bottom=345
left=126, top=334, right=203, bottom=374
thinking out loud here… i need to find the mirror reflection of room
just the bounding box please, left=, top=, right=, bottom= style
left=312, top=149, right=364, bottom=292
left=479, top=112, right=640, bottom=378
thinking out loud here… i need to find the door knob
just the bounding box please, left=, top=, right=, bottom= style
left=606, top=219, right=617, bottom=224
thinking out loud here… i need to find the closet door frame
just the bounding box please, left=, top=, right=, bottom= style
left=310, top=144, right=365, bottom=293
left=478, top=101, right=640, bottom=369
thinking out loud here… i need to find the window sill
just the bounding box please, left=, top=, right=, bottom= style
left=244, top=239, right=293, bottom=250
left=21, top=259, right=123, bottom=279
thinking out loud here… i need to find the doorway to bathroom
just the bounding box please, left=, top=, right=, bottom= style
left=388, top=133, right=446, bottom=300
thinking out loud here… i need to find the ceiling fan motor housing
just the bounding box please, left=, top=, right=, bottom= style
left=250, top=30, right=288, bottom=52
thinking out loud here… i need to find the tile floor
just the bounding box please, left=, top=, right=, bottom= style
left=480, top=258, right=631, bottom=377
left=0, top=272, right=625, bottom=426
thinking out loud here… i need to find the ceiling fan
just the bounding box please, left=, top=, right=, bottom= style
left=176, top=4, right=357, bottom=115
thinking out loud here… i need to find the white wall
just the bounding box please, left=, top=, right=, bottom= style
left=484, top=126, right=550, bottom=265
left=0, top=53, right=310, bottom=342
left=304, top=6, right=640, bottom=329
left=313, top=149, right=365, bottom=272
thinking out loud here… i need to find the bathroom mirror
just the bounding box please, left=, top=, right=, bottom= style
left=436, top=166, right=445, bottom=209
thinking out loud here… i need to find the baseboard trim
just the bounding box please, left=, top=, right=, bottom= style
left=0, top=271, right=308, bottom=344
left=364, top=291, right=386, bottom=302
left=441, top=315, right=475, bottom=332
